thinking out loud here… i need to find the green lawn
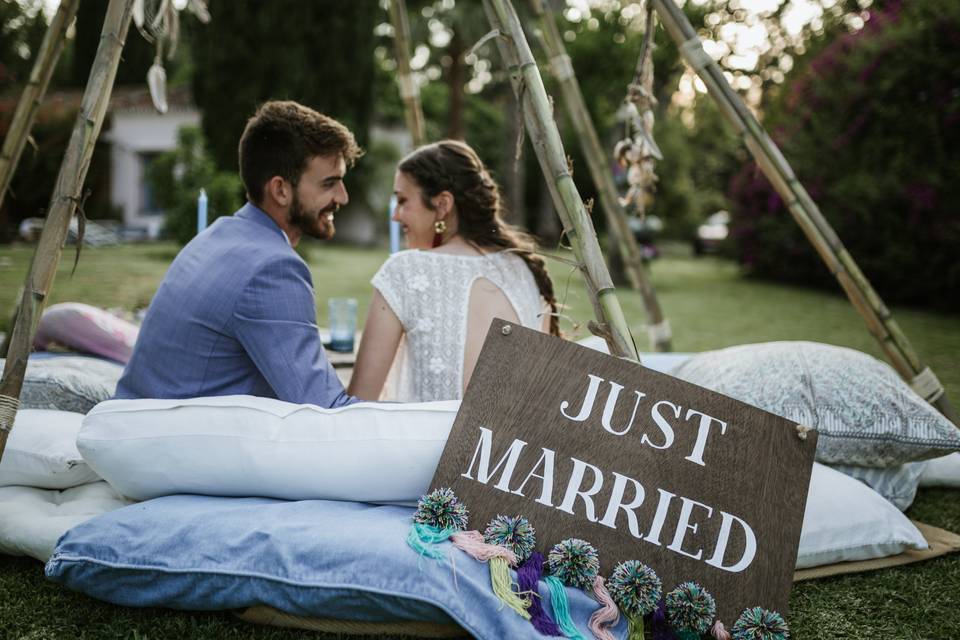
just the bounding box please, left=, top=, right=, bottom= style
left=1, top=241, right=959, bottom=639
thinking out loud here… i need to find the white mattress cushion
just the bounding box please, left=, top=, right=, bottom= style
left=920, top=452, right=960, bottom=488
left=0, top=481, right=132, bottom=561
left=0, top=409, right=101, bottom=489
left=797, top=463, right=928, bottom=568
left=78, top=396, right=458, bottom=502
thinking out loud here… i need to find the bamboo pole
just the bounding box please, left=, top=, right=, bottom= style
left=387, top=0, right=427, bottom=148
left=483, top=0, right=639, bottom=362
left=0, top=0, right=81, bottom=211
left=530, top=0, right=671, bottom=352
left=0, top=0, right=136, bottom=462
left=651, top=0, right=957, bottom=425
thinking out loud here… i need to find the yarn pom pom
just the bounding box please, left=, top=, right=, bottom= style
left=665, top=581, right=716, bottom=634
left=483, top=515, right=536, bottom=562
left=546, top=538, right=600, bottom=590
left=413, top=488, right=468, bottom=531
left=731, top=607, right=789, bottom=640
left=607, top=560, right=662, bottom=617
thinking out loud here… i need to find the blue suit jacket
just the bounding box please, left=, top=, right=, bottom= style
left=115, top=203, right=356, bottom=407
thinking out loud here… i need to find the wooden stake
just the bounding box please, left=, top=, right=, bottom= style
left=0, top=0, right=81, bottom=211
left=483, top=0, right=639, bottom=362
left=0, top=0, right=136, bottom=462
left=531, top=0, right=671, bottom=352
left=387, top=0, right=427, bottom=147
left=651, top=0, right=957, bottom=425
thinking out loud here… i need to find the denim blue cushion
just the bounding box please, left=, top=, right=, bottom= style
left=46, top=495, right=627, bottom=639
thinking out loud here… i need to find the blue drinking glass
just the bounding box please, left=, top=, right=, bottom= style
left=327, top=297, right=358, bottom=353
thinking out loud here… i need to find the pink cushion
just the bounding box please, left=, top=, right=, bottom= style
left=34, top=303, right=139, bottom=364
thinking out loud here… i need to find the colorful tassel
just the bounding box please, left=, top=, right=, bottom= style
left=546, top=575, right=588, bottom=640
left=490, top=554, right=532, bottom=619
left=406, top=522, right=459, bottom=560
left=413, top=488, right=469, bottom=531
left=406, top=488, right=469, bottom=561
left=625, top=613, right=646, bottom=640
left=651, top=599, right=675, bottom=640
left=547, top=538, right=600, bottom=590
left=484, top=515, right=537, bottom=562
left=543, top=538, right=600, bottom=640
left=481, top=515, right=534, bottom=619
left=608, top=560, right=662, bottom=617
left=730, top=607, right=789, bottom=640
left=665, top=582, right=717, bottom=636
left=712, top=619, right=733, bottom=640
left=517, top=552, right=564, bottom=636
left=608, top=560, right=662, bottom=640
left=588, top=575, right=620, bottom=640
left=450, top=529, right=517, bottom=564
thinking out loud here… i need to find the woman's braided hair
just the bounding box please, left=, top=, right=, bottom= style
left=399, top=140, right=559, bottom=336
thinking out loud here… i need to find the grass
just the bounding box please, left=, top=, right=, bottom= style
left=1, top=241, right=959, bottom=639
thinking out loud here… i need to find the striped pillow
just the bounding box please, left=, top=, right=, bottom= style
left=830, top=462, right=927, bottom=511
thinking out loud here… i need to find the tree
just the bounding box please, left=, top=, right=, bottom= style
left=69, top=0, right=161, bottom=87
left=190, top=0, right=377, bottom=176
left=729, top=0, right=960, bottom=310
left=147, top=126, right=241, bottom=245
left=0, top=0, right=47, bottom=91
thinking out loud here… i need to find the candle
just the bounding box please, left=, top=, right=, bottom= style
left=389, top=194, right=400, bottom=254
left=197, top=188, right=208, bottom=235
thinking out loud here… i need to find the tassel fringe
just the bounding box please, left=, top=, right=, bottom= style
left=546, top=575, right=587, bottom=640
left=517, top=553, right=564, bottom=636
left=451, top=530, right=518, bottom=565
left=588, top=575, right=620, bottom=640
left=711, top=620, right=731, bottom=640
left=490, top=556, right=531, bottom=619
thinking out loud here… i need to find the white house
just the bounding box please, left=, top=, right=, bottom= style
left=101, top=86, right=200, bottom=238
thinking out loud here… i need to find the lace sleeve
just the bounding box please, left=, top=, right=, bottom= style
left=370, top=251, right=414, bottom=327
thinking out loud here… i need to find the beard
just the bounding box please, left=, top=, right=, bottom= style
left=289, top=192, right=338, bottom=241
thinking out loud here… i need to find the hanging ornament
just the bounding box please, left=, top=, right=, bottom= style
left=665, top=582, right=717, bottom=640
left=607, top=560, right=662, bottom=640
left=730, top=607, right=790, bottom=640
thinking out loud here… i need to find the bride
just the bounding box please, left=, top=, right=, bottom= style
left=348, top=140, right=559, bottom=402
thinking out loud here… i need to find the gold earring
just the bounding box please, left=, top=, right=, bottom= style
left=434, top=220, right=447, bottom=234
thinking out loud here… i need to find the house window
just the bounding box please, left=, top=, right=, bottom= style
left=140, top=152, right=162, bottom=215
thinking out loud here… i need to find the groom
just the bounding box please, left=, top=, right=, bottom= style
left=115, top=101, right=361, bottom=407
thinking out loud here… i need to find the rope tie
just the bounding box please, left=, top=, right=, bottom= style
left=911, top=367, right=945, bottom=403
left=680, top=37, right=713, bottom=71
left=397, top=73, right=418, bottom=100
left=647, top=320, right=672, bottom=344
left=550, top=53, right=574, bottom=81
left=0, top=394, right=20, bottom=432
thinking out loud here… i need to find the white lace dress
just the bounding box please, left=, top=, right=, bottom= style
left=371, top=249, right=545, bottom=402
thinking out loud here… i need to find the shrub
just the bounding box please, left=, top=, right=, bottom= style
left=729, top=1, right=960, bottom=310
left=146, top=126, right=241, bottom=245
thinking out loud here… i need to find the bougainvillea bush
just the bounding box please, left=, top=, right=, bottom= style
left=729, top=0, right=960, bottom=310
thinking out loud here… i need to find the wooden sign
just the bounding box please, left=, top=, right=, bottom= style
left=430, top=321, right=817, bottom=624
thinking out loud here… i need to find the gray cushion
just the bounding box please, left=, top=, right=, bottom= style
left=1, top=356, right=124, bottom=414
left=669, top=341, right=960, bottom=467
